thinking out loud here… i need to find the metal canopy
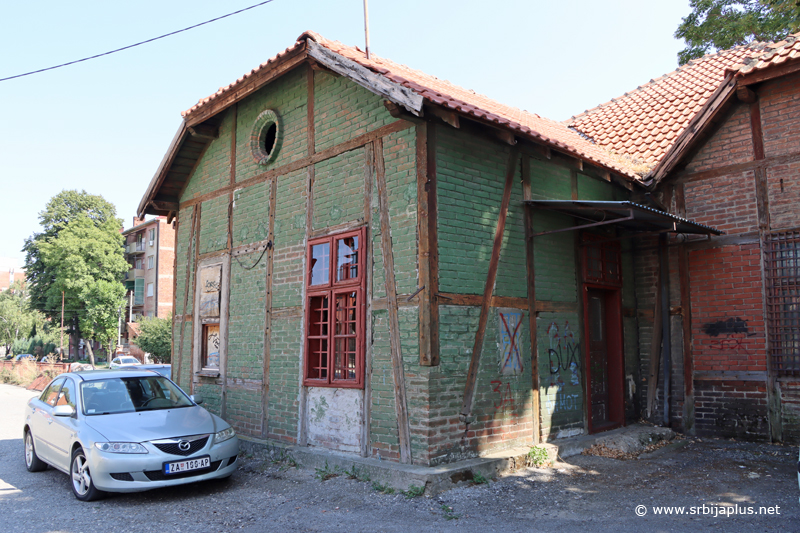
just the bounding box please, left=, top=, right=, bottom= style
left=526, top=200, right=724, bottom=237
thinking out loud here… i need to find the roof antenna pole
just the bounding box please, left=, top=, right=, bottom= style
left=363, top=0, right=371, bottom=59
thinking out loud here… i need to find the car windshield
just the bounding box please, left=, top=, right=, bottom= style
left=80, top=376, right=194, bottom=415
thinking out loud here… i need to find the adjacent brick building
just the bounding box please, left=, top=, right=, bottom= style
left=136, top=31, right=799, bottom=466
left=121, top=216, right=175, bottom=346
left=0, top=257, right=25, bottom=291
left=570, top=33, right=800, bottom=442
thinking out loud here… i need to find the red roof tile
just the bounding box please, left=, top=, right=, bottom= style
left=734, top=34, right=800, bottom=77
left=182, top=32, right=642, bottom=181
left=567, top=45, right=766, bottom=167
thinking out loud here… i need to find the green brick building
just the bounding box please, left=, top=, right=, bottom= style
left=137, top=32, right=717, bottom=465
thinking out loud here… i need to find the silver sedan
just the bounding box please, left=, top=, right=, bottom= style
left=23, top=370, right=238, bottom=501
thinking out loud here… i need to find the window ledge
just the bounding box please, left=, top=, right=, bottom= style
left=196, top=370, right=220, bottom=378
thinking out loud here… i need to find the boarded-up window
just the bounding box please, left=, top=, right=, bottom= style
left=199, top=265, right=222, bottom=318
left=766, top=231, right=800, bottom=376
left=202, top=324, right=221, bottom=370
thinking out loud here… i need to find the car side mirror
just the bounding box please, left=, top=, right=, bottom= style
left=53, top=405, right=76, bottom=417
left=190, top=395, right=203, bottom=405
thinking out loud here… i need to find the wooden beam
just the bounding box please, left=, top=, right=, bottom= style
left=176, top=206, right=198, bottom=389
left=460, top=148, right=520, bottom=423
left=188, top=124, right=220, bottom=140
left=177, top=120, right=413, bottom=211
left=522, top=156, right=540, bottom=444
left=646, top=254, right=663, bottom=420
left=736, top=85, right=757, bottom=103
left=307, top=40, right=423, bottom=116
left=375, top=137, right=412, bottom=464
left=150, top=200, right=179, bottom=212
left=675, top=149, right=800, bottom=183
left=676, top=185, right=695, bottom=435
left=307, top=64, right=315, bottom=157
left=417, top=122, right=439, bottom=366
left=436, top=292, right=528, bottom=310
left=261, top=177, right=277, bottom=439
left=362, top=137, right=374, bottom=458
left=739, top=60, right=800, bottom=86
left=426, top=105, right=460, bottom=129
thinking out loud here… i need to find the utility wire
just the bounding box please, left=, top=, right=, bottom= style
left=0, top=0, right=276, bottom=82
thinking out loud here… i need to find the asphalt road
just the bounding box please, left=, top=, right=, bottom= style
left=1, top=382, right=798, bottom=532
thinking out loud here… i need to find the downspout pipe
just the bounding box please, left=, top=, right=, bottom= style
left=659, top=233, right=671, bottom=426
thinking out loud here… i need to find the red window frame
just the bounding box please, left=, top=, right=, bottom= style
left=304, top=228, right=365, bottom=388
left=582, top=234, right=622, bottom=287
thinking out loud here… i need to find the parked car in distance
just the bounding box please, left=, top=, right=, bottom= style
left=14, top=354, right=36, bottom=362
left=109, top=356, right=141, bottom=369
left=23, top=370, right=238, bottom=501
left=118, top=364, right=171, bottom=380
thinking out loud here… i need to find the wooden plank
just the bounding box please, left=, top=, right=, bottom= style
left=307, top=40, right=423, bottom=116
left=570, top=169, right=579, bottom=200
left=307, top=64, right=315, bottom=157
left=436, top=292, right=529, bottom=310
left=460, top=148, right=519, bottom=422
left=417, top=122, right=439, bottom=366
left=362, top=141, right=375, bottom=458
left=522, top=156, right=540, bottom=444
left=645, top=254, right=663, bottom=420
left=261, top=177, right=277, bottom=439
left=188, top=124, right=219, bottom=140
left=676, top=185, right=695, bottom=434
left=175, top=207, right=197, bottom=389
left=177, top=120, right=414, bottom=211
left=426, top=105, right=460, bottom=129
left=376, top=137, right=412, bottom=463
left=190, top=204, right=202, bottom=396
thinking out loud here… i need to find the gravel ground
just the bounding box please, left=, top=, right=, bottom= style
left=2, top=383, right=798, bottom=532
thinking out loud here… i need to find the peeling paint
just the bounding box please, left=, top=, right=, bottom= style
left=306, top=387, right=363, bottom=453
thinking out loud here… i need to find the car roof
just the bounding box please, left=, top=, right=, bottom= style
left=67, top=370, right=165, bottom=381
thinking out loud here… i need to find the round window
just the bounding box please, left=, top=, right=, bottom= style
left=250, top=109, right=282, bottom=166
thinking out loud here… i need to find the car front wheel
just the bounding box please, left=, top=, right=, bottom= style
left=70, top=448, right=104, bottom=501
left=24, top=431, right=47, bottom=472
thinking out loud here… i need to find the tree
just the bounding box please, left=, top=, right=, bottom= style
left=135, top=314, right=173, bottom=363
left=24, top=191, right=127, bottom=365
left=675, top=0, right=800, bottom=64
left=0, top=282, right=38, bottom=354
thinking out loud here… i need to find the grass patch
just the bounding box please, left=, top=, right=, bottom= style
left=344, top=463, right=370, bottom=482
left=314, top=460, right=341, bottom=481
left=402, top=484, right=425, bottom=498
left=526, top=445, right=550, bottom=467
left=372, top=481, right=395, bottom=494
left=441, top=504, right=460, bottom=520
left=471, top=472, right=489, bottom=485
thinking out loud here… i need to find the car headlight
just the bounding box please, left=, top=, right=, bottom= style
left=94, top=442, right=148, bottom=454
left=214, top=427, right=235, bottom=444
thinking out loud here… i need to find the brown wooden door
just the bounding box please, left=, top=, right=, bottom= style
left=586, top=288, right=624, bottom=432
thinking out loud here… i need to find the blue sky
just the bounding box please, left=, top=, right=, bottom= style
left=0, top=0, right=690, bottom=265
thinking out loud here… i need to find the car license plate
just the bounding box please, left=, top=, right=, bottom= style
left=163, top=456, right=211, bottom=475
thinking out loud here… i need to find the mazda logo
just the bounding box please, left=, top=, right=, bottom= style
left=178, top=440, right=191, bottom=451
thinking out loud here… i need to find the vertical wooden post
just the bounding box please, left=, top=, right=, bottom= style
left=176, top=206, right=198, bottom=389
left=361, top=141, right=375, bottom=457
left=750, top=99, right=781, bottom=441
left=190, top=205, right=202, bottom=395
left=522, top=156, right=540, bottom=444
left=675, top=185, right=695, bottom=434
left=417, top=122, right=439, bottom=366
left=376, top=137, right=412, bottom=464
left=460, top=148, right=520, bottom=422
left=646, top=255, right=662, bottom=420
left=261, top=177, right=277, bottom=438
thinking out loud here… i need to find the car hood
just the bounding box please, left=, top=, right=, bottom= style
left=84, top=406, right=222, bottom=443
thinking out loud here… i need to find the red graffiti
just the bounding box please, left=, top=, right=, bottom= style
left=491, top=380, right=514, bottom=411
left=708, top=333, right=755, bottom=355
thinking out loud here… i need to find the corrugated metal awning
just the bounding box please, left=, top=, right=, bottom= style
left=526, top=200, right=723, bottom=237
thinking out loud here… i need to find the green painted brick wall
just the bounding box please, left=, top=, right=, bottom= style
left=227, top=251, right=267, bottom=381
left=272, top=169, right=307, bottom=309
left=232, top=182, right=270, bottom=248
left=268, top=315, right=301, bottom=443
left=198, top=195, right=229, bottom=254
left=537, top=311, right=584, bottom=438
left=235, top=67, right=308, bottom=183
left=314, top=70, right=396, bottom=152
left=313, top=148, right=366, bottom=230
left=577, top=172, right=615, bottom=201
left=182, top=109, right=234, bottom=201
left=172, top=319, right=193, bottom=389
left=436, top=127, right=512, bottom=295
left=369, top=309, right=400, bottom=459
left=174, top=206, right=195, bottom=317
left=530, top=158, right=571, bottom=200
left=227, top=388, right=263, bottom=438
left=532, top=212, right=577, bottom=303
left=195, top=382, right=222, bottom=417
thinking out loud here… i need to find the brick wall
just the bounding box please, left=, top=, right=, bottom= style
left=685, top=103, right=753, bottom=174
left=156, top=218, right=175, bottom=318
left=694, top=379, right=768, bottom=439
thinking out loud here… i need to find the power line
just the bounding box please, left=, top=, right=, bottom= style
left=0, top=1, right=276, bottom=82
